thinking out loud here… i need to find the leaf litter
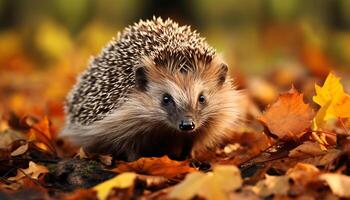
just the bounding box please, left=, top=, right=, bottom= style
left=1, top=69, right=350, bottom=200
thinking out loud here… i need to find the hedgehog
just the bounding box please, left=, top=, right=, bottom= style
left=62, top=17, right=243, bottom=161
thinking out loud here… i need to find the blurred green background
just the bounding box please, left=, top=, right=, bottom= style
left=0, top=0, right=350, bottom=123
left=1, top=0, right=350, bottom=74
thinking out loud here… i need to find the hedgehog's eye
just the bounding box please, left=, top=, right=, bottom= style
left=162, top=94, right=172, bottom=105
left=198, top=94, right=206, bottom=104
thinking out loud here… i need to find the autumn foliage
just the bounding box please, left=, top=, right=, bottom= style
left=0, top=66, right=350, bottom=200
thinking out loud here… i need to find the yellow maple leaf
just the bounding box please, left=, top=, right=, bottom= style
left=313, top=73, right=344, bottom=107
left=168, top=165, right=242, bottom=200
left=313, top=73, right=350, bottom=128
left=93, top=172, right=136, bottom=200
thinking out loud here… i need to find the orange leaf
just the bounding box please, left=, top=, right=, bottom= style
left=260, top=88, right=314, bottom=140
left=286, top=163, right=320, bottom=186
left=112, top=156, right=196, bottom=179
left=65, top=189, right=97, bottom=200
left=28, top=116, right=56, bottom=154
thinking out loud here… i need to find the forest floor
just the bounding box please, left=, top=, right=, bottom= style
left=1, top=35, right=350, bottom=200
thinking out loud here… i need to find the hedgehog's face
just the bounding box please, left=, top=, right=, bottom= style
left=134, top=56, right=237, bottom=133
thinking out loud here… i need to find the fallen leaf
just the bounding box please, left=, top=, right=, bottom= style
left=93, top=172, right=136, bottom=200
left=312, top=101, right=331, bottom=131
left=99, top=155, right=112, bottom=166
left=288, top=141, right=327, bottom=158
left=289, top=142, right=341, bottom=166
left=313, top=73, right=350, bottom=127
left=8, top=161, right=49, bottom=181
left=302, top=149, right=342, bottom=166
left=286, top=163, right=320, bottom=186
left=112, top=156, right=195, bottom=179
left=251, top=175, right=290, bottom=197
left=168, top=165, right=242, bottom=200
left=260, top=88, right=314, bottom=140
left=320, top=173, right=350, bottom=198
left=28, top=116, right=56, bottom=154
left=313, top=73, right=344, bottom=108
left=10, top=143, right=28, bottom=156
left=65, top=189, right=97, bottom=200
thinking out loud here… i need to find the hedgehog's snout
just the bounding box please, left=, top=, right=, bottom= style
left=179, top=117, right=195, bottom=132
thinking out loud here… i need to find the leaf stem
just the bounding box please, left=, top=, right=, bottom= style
left=339, top=118, right=349, bottom=135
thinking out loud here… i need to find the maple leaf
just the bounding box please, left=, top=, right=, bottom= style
left=8, top=161, right=49, bottom=181
left=93, top=172, right=136, bottom=200
left=112, top=156, right=195, bottom=179
left=313, top=73, right=350, bottom=129
left=260, top=88, right=314, bottom=140
left=168, top=165, right=242, bottom=200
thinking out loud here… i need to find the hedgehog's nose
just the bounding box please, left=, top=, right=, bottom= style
left=179, top=119, right=195, bottom=131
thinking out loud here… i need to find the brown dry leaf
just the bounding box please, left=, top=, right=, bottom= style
left=112, top=156, right=195, bottom=179
left=8, top=161, right=49, bottom=181
left=168, top=165, right=242, bottom=200
left=10, top=143, right=28, bottom=156
left=320, top=173, right=350, bottom=198
left=289, top=142, right=341, bottom=166
left=288, top=141, right=327, bottom=158
left=260, top=88, right=314, bottom=140
left=302, top=149, right=342, bottom=166
left=99, top=155, right=112, bottom=166
left=251, top=175, right=290, bottom=197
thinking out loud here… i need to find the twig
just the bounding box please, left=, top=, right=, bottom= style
left=0, top=157, right=59, bottom=164
left=339, top=118, right=349, bottom=135
left=238, top=140, right=280, bottom=168
left=0, top=175, right=12, bottom=184
left=17, top=168, right=46, bottom=188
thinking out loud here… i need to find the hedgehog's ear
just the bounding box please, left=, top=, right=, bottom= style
left=218, top=63, right=228, bottom=86
left=134, top=65, right=148, bottom=91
